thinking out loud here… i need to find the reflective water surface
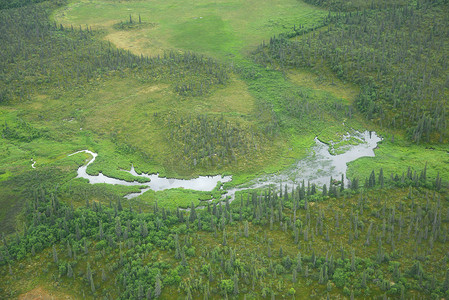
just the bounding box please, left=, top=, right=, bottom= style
left=69, top=150, right=232, bottom=199
left=70, top=131, right=381, bottom=202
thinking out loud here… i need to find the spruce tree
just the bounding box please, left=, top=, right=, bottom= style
left=244, top=221, right=249, bottom=237
left=233, top=274, right=239, bottom=295
left=52, top=245, right=58, bottom=263
left=222, top=228, right=227, bottom=246
left=322, top=184, right=327, bottom=197
left=89, top=272, right=95, bottom=293
left=67, top=241, right=72, bottom=258
left=154, top=274, right=162, bottom=298
left=444, top=269, right=449, bottom=291
left=67, top=263, right=73, bottom=278
left=379, top=168, right=384, bottom=188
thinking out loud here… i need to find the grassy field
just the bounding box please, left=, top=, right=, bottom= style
left=53, top=0, right=327, bottom=58
left=0, top=0, right=447, bottom=237
left=0, top=0, right=337, bottom=219
left=2, top=0, right=449, bottom=298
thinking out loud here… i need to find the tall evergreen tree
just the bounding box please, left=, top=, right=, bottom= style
left=154, top=274, right=162, bottom=298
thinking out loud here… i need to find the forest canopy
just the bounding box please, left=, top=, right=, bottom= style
left=1, top=0, right=449, bottom=298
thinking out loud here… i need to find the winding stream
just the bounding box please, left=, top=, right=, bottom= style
left=223, top=131, right=382, bottom=202
left=70, top=131, right=381, bottom=203
left=69, top=150, right=232, bottom=199
left=31, top=159, right=36, bottom=169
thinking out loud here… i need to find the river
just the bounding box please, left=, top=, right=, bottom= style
left=69, top=131, right=381, bottom=204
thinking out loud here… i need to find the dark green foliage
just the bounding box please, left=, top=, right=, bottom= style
left=0, top=88, right=9, bottom=104
left=322, top=184, right=327, bottom=197
left=302, top=0, right=409, bottom=11
left=167, top=114, right=267, bottom=168
left=0, top=0, right=49, bottom=10
left=154, top=274, right=162, bottom=298
left=444, top=269, right=449, bottom=291
left=368, top=170, right=376, bottom=188
left=0, top=157, right=447, bottom=299
left=1, top=118, right=49, bottom=142
left=253, top=2, right=449, bottom=143
left=0, top=3, right=229, bottom=105
left=67, top=263, right=73, bottom=278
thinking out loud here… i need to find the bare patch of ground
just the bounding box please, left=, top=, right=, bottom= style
left=18, top=287, right=73, bottom=300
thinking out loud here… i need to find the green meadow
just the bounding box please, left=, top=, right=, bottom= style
left=1, top=0, right=449, bottom=297
left=0, top=0, right=446, bottom=214
left=0, top=0, right=445, bottom=220
left=53, top=0, right=326, bottom=57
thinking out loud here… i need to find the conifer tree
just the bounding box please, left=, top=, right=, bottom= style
left=189, top=202, right=196, bottom=222
left=89, top=272, right=95, bottom=293
left=86, top=262, right=92, bottom=282
left=322, top=184, right=327, bottom=197
left=379, top=168, right=384, bottom=188
left=52, top=245, right=58, bottom=263
left=233, top=274, right=239, bottom=295
left=154, top=274, right=162, bottom=298
left=67, top=241, right=72, bottom=258
left=67, top=263, right=73, bottom=278
left=444, top=269, right=449, bottom=291
left=222, top=228, right=227, bottom=246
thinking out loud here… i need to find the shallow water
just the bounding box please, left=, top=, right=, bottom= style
left=222, top=131, right=381, bottom=202
left=71, top=131, right=381, bottom=202
left=69, top=150, right=232, bottom=199
left=264, top=130, right=380, bottom=187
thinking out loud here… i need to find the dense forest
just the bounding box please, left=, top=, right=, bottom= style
left=0, top=0, right=51, bottom=10
left=1, top=0, right=449, bottom=298
left=2, top=167, right=449, bottom=299
left=302, top=0, right=410, bottom=11
left=253, top=0, right=449, bottom=143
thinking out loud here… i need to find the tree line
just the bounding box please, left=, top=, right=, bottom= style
left=0, top=2, right=230, bottom=105
left=253, top=1, right=449, bottom=143
left=1, top=164, right=448, bottom=298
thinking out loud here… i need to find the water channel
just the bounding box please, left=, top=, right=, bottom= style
left=223, top=131, right=381, bottom=202
left=69, top=150, right=232, bottom=198
left=70, top=131, right=381, bottom=204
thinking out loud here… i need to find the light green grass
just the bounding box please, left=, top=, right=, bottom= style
left=347, top=135, right=449, bottom=183
left=48, top=0, right=355, bottom=187
left=172, top=15, right=236, bottom=54
left=2, top=0, right=446, bottom=215
left=138, top=188, right=220, bottom=209
left=53, top=0, right=328, bottom=58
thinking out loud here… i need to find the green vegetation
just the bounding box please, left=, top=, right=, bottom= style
left=1, top=0, right=449, bottom=298
left=112, top=14, right=154, bottom=31
left=52, top=0, right=328, bottom=58
left=1, top=168, right=449, bottom=299
left=0, top=0, right=50, bottom=10
left=253, top=0, right=449, bottom=143
left=302, top=0, right=409, bottom=11
left=138, top=188, right=223, bottom=211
